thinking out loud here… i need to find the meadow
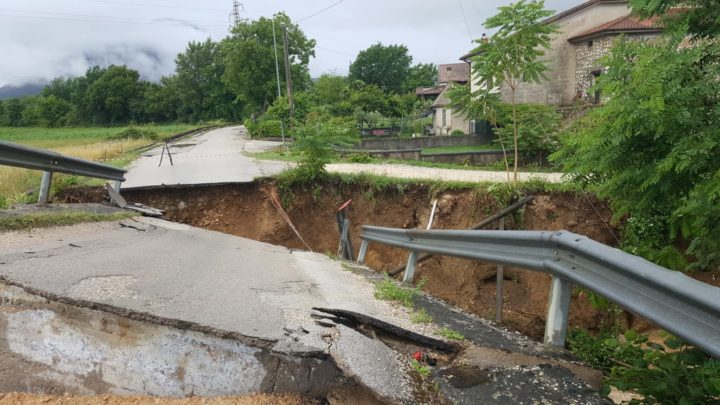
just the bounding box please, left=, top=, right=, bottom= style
left=0, top=124, right=198, bottom=203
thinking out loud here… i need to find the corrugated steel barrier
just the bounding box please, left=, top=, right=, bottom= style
left=357, top=226, right=720, bottom=358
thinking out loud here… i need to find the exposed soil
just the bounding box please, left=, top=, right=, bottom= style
left=73, top=180, right=623, bottom=340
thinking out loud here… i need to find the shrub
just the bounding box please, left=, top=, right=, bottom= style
left=450, top=129, right=466, bottom=136
left=291, top=119, right=358, bottom=181
left=112, top=127, right=159, bottom=141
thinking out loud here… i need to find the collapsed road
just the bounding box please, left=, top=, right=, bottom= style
left=0, top=215, right=607, bottom=404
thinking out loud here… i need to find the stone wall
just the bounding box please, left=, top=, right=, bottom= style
left=574, top=36, right=615, bottom=101
left=358, top=134, right=492, bottom=151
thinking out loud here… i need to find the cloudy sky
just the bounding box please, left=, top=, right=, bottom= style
left=0, top=0, right=581, bottom=86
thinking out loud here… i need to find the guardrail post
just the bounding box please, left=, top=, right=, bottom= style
left=111, top=180, right=122, bottom=192
left=544, top=275, right=572, bottom=347
left=402, top=251, right=419, bottom=284
left=357, top=240, right=368, bottom=264
left=38, top=171, right=53, bottom=204
left=496, top=217, right=505, bottom=324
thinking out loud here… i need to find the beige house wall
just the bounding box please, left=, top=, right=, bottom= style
left=433, top=108, right=471, bottom=136
left=468, top=1, right=631, bottom=106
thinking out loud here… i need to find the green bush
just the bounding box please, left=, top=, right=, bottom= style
left=244, top=118, right=282, bottom=138
left=112, top=127, right=159, bottom=141
left=450, top=129, right=466, bottom=136
left=290, top=119, right=358, bottom=181
left=495, top=103, right=560, bottom=164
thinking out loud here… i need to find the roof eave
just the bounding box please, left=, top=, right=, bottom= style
left=567, top=28, right=663, bottom=43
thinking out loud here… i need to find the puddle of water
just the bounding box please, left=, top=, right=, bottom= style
left=438, top=365, right=492, bottom=389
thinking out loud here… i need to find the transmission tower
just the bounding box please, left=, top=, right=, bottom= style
left=229, top=0, right=247, bottom=28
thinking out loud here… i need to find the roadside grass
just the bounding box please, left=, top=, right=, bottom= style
left=0, top=211, right=137, bottom=231
left=247, top=147, right=559, bottom=173
left=0, top=124, right=200, bottom=198
left=437, top=327, right=465, bottom=341
left=374, top=277, right=421, bottom=307
left=421, top=144, right=503, bottom=155
left=411, top=308, right=434, bottom=324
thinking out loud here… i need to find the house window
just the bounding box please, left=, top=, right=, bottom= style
left=588, top=40, right=594, bottom=47
left=442, top=109, right=447, bottom=127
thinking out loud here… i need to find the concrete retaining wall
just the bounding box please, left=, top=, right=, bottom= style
left=358, top=135, right=492, bottom=151
left=422, top=150, right=508, bottom=165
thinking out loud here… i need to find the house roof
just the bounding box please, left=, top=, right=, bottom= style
left=438, top=63, right=470, bottom=84
left=416, top=85, right=446, bottom=97
left=544, top=0, right=627, bottom=24
left=431, top=87, right=452, bottom=108
left=567, top=9, right=683, bottom=42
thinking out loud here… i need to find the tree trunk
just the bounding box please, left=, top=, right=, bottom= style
left=511, top=89, right=519, bottom=183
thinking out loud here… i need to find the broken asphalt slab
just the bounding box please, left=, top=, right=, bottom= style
left=0, top=218, right=607, bottom=403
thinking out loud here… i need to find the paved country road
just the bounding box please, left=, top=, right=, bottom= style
left=123, top=126, right=564, bottom=188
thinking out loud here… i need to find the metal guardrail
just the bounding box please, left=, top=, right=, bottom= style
left=0, top=140, right=126, bottom=203
left=357, top=226, right=720, bottom=358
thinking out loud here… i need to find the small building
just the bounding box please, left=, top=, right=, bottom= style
left=417, top=62, right=473, bottom=136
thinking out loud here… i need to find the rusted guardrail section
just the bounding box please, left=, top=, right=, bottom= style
left=0, top=141, right=126, bottom=204
left=357, top=226, right=720, bottom=358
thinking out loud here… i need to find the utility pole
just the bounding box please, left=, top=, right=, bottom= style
left=281, top=24, right=295, bottom=121
left=271, top=19, right=286, bottom=144
left=229, top=1, right=247, bottom=29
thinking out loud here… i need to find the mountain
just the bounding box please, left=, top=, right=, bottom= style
left=0, top=82, right=46, bottom=100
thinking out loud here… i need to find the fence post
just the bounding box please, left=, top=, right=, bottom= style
left=402, top=251, right=419, bottom=284
left=544, top=275, right=572, bottom=347
left=357, top=240, right=368, bottom=264
left=38, top=171, right=53, bottom=204
left=111, top=180, right=122, bottom=193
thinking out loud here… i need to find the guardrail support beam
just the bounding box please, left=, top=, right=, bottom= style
left=544, top=275, right=572, bottom=347
left=111, top=180, right=122, bottom=193
left=38, top=171, right=53, bottom=204
left=357, top=240, right=368, bottom=264
left=402, top=251, right=419, bottom=284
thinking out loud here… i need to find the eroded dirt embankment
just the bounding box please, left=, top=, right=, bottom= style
left=60, top=181, right=618, bottom=339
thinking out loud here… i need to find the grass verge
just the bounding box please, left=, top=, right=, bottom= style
left=437, top=327, right=465, bottom=341
left=0, top=211, right=137, bottom=231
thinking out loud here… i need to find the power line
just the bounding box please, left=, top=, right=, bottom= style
left=315, top=46, right=355, bottom=57
left=78, top=0, right=227, bottom=12
left=0, top=9, right=227, bottom=27
left=457, top=0, right=474, bottom=41
left=296, top=0, right=348, bottom=23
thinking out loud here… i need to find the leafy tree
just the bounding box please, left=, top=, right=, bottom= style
left=403, top=63, right=438, bottom=93
left=494, top=103, right=560, bottom=165
left=349, top=43, right=412, bottom=92
left=29, top=95, right=75, bottom=127
left=291, top=117, right=358, bottom=181
left=311, top=74, right=348, bottom=106
left=0, top=101, right=6, bottom=126
left=465, top=0, right=558, bottom=182
left=174, top=39, right=239, bottom=122
left=553, top=37, right=720, bottom=271
left=348, top=83, right=389, bottom=116
left=142, top=80, right=180, bottom=122
left=630, top=0, right=720, bottom=38
left=222, top=13, right=315, bottom=114
left=84, top=65, right=144, bottom=124
left=5, top=99, right=25, bottom=127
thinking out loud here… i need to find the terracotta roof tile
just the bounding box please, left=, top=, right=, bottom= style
left=567, top=10, right=685, bottom=42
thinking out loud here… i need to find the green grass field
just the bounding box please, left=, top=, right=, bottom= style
left=421, top=144, right=503, bottom=155
left=0, top=124, right=200, bottom=203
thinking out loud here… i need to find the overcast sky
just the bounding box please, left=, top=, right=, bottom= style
left=0, top=0, right=581, bottom=86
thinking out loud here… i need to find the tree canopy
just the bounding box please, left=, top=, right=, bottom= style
left=221, top=13, right=315, bottom=114
left=348, top=43, right=412, bottom=92
left=629, top=0, right=720, bottom=38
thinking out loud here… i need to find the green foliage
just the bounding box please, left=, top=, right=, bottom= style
left=374, top=276, right=426, bottom=308
left=349, top=43, right=413, bottom=93
left=553, top=37, right=720, bottom=271
left=494, top=103, right=560, bottom=164
left=84, top=65, right=145, bottom=124
left=403, top=63, right=438, bottom=93
left=437, top=327, right=465, bottom=340
left=630, top=0, right=720, bottom=38
left=450, top=129, right=465, bottom=136
left=111, top=127, right=160, bottom=141
left=290, top=118, right=358, bottom=181
left=410, top=359, right=432, bottom=379
left=461, top=0, right=558, bottom=182
left=411, top=308, right=433, bottom=324
left=221, top=13, right=315, bottom=114
left=568, top=329, right=720, bottom=404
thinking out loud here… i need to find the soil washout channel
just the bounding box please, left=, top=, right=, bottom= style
left=60, top=180, right=623, bottom=338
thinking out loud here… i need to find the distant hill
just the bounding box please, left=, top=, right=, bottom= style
left=0, top=82, right=46, bottom=100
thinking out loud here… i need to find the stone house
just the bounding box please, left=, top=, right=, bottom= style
left=462, top=0, right=668, bottom=106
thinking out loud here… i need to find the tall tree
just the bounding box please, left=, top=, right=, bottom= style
left=348, top=43, right=412, bottom=93
left=403, top=63, right=438, bottom=93
left=174, top=39, right=239, bottom=122
left=221, top=13, right=315, bottom=114
left=464, top=0, right=557, bottom=182
left=84, top=65, right=144, bottom=124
